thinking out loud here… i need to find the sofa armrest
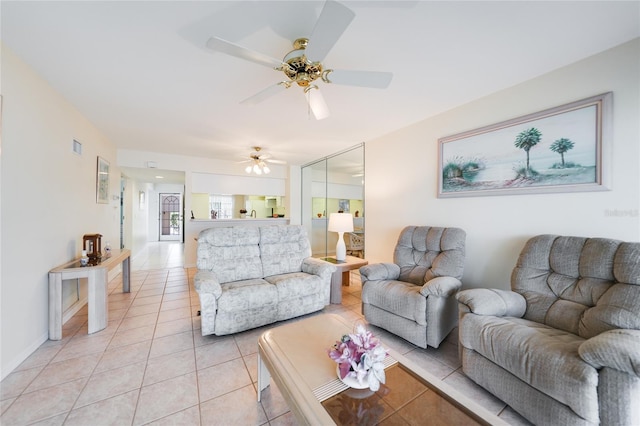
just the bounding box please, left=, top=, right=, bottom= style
left=302, top=257, right=336, bottom=280
left=194, top=270, right=222, bottom=298
left=420, top=276, right=461, bottom=297
left=579, top=329, right=640, bottom=378
left=456, top=288, right=526, bottom=317
left=360, top=263, right=400, bottom=282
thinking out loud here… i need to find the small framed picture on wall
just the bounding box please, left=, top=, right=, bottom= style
left=96, top=156, right=110, bottom=204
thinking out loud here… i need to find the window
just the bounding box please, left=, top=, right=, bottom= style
left=209, top=195, right=233, bottom=219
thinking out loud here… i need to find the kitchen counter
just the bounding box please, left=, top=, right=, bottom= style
left=191, top=218, right=286, bottom=222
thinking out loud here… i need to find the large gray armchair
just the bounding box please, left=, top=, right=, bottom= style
left=457, top=235, right=640, bottom=426
left=360, top=226, right=466, bottom=349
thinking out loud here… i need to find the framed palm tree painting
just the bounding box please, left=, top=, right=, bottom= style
left=437, top=92, right=611, bottom=198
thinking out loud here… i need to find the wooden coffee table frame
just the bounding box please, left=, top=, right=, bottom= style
left=257, top=314, right=509, bottom=426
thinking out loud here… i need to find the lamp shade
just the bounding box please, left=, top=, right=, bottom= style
left=328, top=213, right=354, bottom=233
left=328, top=213, right=353, bottom=261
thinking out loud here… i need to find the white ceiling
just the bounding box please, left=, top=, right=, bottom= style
left=3, top=1, right=639, bottom=174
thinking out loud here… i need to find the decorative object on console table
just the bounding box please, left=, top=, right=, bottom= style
left=96, top=156, right=110, bottom=204
left=80, top=250, right=89, bottom=266
left=83, top=233, right=102, bottom=264
left=328, top=212, right=353, bottom=261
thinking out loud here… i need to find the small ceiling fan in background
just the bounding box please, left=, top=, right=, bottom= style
left=206, top=0, right=393, bottom=120
left=238, top=147, right=286, bottom=175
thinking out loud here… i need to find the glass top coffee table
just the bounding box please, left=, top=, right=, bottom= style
left=257, top=313, right=508, bottom=425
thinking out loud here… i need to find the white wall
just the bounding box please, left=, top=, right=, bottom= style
left=1, top=45, right=120, bottom=379
left=365, top=39, right=640, bottom=290
left=120, top=178, right=150, bottom=255
left=287, top=165, right=302, bottom=225
left=191, top=172, right=285, bottom=195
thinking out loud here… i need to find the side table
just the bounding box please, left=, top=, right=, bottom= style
left=320, top=255, right=368, bottom=304
left=48, top=249, right=131, bottom=340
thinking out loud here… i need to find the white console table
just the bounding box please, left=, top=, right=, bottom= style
left=48, top=249, right=131, bottom=340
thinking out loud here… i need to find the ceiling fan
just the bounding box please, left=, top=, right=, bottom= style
left=239, top=147, right=286, bottom=175
left=206, top=0, right=393, bottom=120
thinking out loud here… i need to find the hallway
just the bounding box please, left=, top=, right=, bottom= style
left=130, top=241, right=185, bottom=271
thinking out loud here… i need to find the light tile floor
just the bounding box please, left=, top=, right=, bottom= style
left=1, top=242, right=532, bottom=425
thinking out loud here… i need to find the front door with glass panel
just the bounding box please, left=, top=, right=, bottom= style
left=159, top=193, right=182, bottom=241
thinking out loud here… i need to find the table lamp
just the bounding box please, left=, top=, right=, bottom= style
left=328, top=213, right=354, bottom=261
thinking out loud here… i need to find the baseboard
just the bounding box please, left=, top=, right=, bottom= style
left=2, top=263, right=125, bottom=380
left=0, top=330, right=49, bottom=381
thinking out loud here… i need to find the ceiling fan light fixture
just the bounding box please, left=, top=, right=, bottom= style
left=247, top=162, right=271, bottom=175
left=244, top=147, right=277, bottom=174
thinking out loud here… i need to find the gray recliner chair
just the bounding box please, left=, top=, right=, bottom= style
left=457, top=235, right=640, bottom=426
left=360, top=226, right=466, bottom=349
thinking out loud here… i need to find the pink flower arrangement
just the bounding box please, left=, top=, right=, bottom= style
left=328, top=324, right=388, bottom=391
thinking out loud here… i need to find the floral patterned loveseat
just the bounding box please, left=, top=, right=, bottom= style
left=194, top=225, right=335, bottom=336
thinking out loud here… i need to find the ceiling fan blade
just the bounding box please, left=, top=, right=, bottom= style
left=305, top=0, right=355, bottom=61
left=323, top=69, right=393, bottom=89
left=266, top=158, right=287, bottom=165
left=240, top=83, right=288, bottom=105
left=206, top=36, right=284, bottom=69
left=306, top=87, right=330, bottom=120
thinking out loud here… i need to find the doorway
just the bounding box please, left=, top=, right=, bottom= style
left=159, top=193, right=182, bottom=241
